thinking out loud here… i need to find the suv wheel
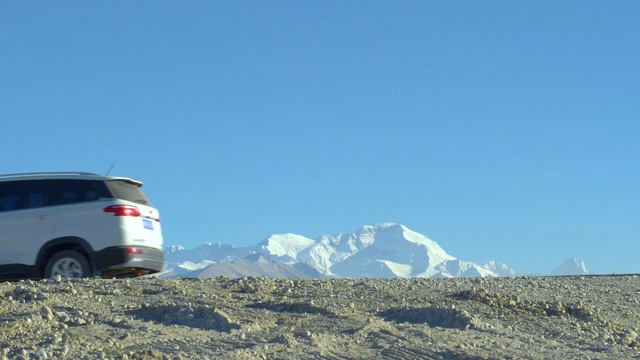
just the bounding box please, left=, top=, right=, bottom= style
left=44, top=250, right=91, bottom=278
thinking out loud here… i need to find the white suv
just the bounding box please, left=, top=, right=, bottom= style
left=0, top=172, right=164, bottom=280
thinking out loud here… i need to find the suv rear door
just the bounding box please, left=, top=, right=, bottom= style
left=0, top=180, right=59, bottom=268
left=103, top=179, right=163, bottom=249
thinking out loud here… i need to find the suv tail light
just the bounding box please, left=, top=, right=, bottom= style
left=104, top=205, right=141, bottom=217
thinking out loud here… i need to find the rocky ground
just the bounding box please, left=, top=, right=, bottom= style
left=0, top=275, right=639, bottom=359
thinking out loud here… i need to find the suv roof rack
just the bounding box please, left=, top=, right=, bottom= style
left=0, top=172, right=102, bottom=178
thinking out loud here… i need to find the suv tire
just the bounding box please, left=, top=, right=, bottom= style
left=44, top=250, right=91, bottom=278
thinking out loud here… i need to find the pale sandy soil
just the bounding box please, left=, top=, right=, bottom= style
left=0, top=275, right=639, bottom=359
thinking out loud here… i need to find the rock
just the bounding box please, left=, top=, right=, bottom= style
left=35, top=349, right=47, bottom=359
left=40, top=306, right=54, bottom=321
left=622, top=330, right=638, bottom=346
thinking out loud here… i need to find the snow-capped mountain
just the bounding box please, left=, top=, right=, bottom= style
left=184, top=254, right=323, bottom=279
left=162, top=223, right=584, bottom=279
left=483, top=260, right=518, bottom=277
left=165, top=242, right=252, bottom=264
left=550, top=258, right=590, bottom=276
left=252, top=234, right=316, bottom=264
left=325, top=224, right=456, bottom=278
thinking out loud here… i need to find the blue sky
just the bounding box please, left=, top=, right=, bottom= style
left=1, top=1, right=638, bottom=275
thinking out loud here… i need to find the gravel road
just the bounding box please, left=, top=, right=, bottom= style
left=0, top=275, right=639, bottom=359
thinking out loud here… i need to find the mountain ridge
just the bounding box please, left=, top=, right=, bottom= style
left=162, top=223, right=589, bottom=279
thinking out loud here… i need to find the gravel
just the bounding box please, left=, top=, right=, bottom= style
left=0, top=275, right=639, bottom=359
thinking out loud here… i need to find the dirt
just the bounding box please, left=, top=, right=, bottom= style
left=0, top=275, right=639, bottom=359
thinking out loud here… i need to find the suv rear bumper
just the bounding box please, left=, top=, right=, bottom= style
left=94, top=246, right=164, bottom=276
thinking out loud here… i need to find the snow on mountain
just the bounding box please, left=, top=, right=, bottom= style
left=176, top=260, right=216, bottom=272
left=423, top=260, right=498, bottom=278
left=296, top=226, right=379, bottom=275
left=363, top=260, right=413, bottom=279
left=329, top=224, right=456, bottom=278
left=183, top=254, right=316, bottom=279
left=251, top=233, right=315, bottom=264
left=550, top=258, right=590, bottom=276
left=482, top=260, right=518, bottom=277
left=165, top=245, right=185, bottom=254
left=164, top=242, right=251, bottom=265
left=163, top=223, right=588, bottom=279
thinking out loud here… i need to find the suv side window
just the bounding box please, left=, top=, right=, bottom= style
left=0, top=180, right=55, bottom=211
left=0, top=181, right=20, bottom=212
left=57, top=180, right=102, bottom=204
left=0, top=179, right=106, bottom=212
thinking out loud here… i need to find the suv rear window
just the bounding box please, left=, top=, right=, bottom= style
left=104, top=180, right=151, bottom=205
